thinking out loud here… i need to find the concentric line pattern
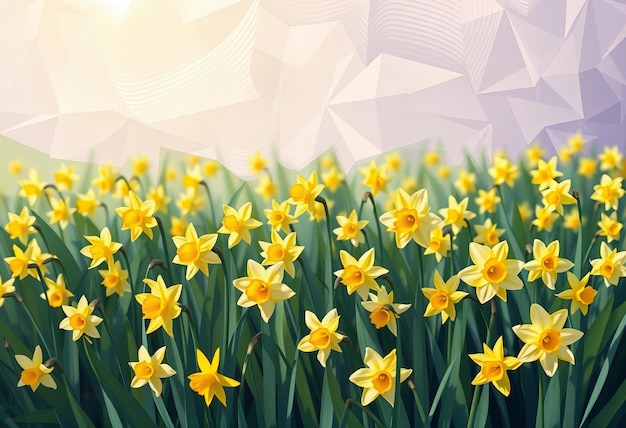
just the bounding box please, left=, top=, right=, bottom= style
left=0, top=0, right=625, bottom=178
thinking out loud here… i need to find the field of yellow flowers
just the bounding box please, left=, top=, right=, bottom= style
left=0, top=135, right=625, bottom=427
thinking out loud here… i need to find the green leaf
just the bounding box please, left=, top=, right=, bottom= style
left=11, top=409, right=57, bottom=424
left=426, top=354, right=459, bottom=424
left=582, top=296, right=614, bottom=388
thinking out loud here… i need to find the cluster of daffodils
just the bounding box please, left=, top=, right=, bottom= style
left=1, top=133, right=625, bottom=423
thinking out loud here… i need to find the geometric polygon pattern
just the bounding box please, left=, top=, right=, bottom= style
left=1, top=0, right=625, bottom=177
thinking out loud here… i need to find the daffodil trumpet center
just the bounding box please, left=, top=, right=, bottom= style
left=135, top=362, right=155, bottom=380
left=370, top=307, right=392, bottom=329
left=309, top=328, right=331, bottom=349
left=482, top=258, right=507, bottom=284
left=538, top=329, right=562, bottom=353
left=394, top=209, right=418, bottom=233
left=267, top=245, right=285, bottom=262
left=271, top=212, right=284, bottom=223
left=341, top=265, right=365, bottom=289
left=600, top=262, right=615, bottom=278
left=21, top=368, right=41, bottom=386
left=49, top=291, right=64, bottom=307
left=289, top=183, right=308, bottom=202
left=576, top=286, right=596, bottom=305
left=222, top=215, right=242, bottom=232
left=103, top=274, right=120, bottom=289
left=372, top=371, right=393, bottom=394
left=246, top=279, right=270, bottom=304
left=481, top=361, right=504, bottom=381
left=69, top=314, right=86, bottom=330
left=541, top=255, right=556, bottom=271
left=143, top=295, right=167, bottom=319
left=123, top=210, right=142, bottom=227
left=343, top=223, right=357, bottom=237
left=429, top=291, right=449, bottom=310
left=177, top=242, right=199, bottom=263
left=189, top=373, right=218, bottom=395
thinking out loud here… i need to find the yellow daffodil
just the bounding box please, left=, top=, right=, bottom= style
left=170, top=216, right=187, bottom=237
left=459, top=241, right=524, bottom=304
left=597, top=212, right=622, bottom=243
left=423, top=226, right=455, bottom=262
left=129, top=346, right=176, bottom=397
left=541, top=179, right=576, bottom=215
left=287, top=171, right=325, bottom=218
left=166, top=166, right=177, bottom=182
left=217, top=202, right=263, bottom=249
left=454, top=169, right=476, bottom=195
left=92, top=164, right=117, bottom=196
left=188, top=155, right=200, bottom=166
left=53, top=163, right=79, bottom=191
left=423, top=151, right=440, bottom=166
left=233, top=261, right=295, bottom=322
left=469, top=336, right=521, bottom=397
left=321, top=155, right=336, bottom=170
left=8, top=159, right=23, bottom=176
left=362, top=286, right=410, bottom=335
left=532, top=205, right=559, bottom=232
left=589, top=241, right=626, bottom=287
left=249, top=151, right=268, bottom=174
left=297, top=308, right=344, bottom=367
left=146, top=185, right=171, bottom=214
left=75, top=189, right=99, bottom=218
left=59, top=295, right=103, bottom=342
left=422, top=271, right=467, bottom=324
left=530, top=157, right=563, bottom=191
left=18, top=168, right=46, bottom=206
left=488, top=155, right=518, bottom=187
left=349, top=348, right=412, bottom=407
left=334, top=248, right=388, bottom=300
left=559, top=146, right=573, bottom=164
left=115, top=191, right=158, bottom=242
left=172, top=223, right=220, bottom=280
left=438, top=166, right=451, bottom=179
left=176, top=189, right=205, bottom=216
left=475, top=189, right=500, bottom=214
left=0, top=274, right=16, bottom=307
left=135, top=275, right=182, bottom=336
left=359, top=159, right=390, bottom=196
left=401, top=177, right=419, bottom=194
left=512, top=303, right=584, bottom=377
left=5, top=207, right=36, bottom=245
left=523, top=239, right=574, bottom=290
left=46, top=197, right=75, bottom=230
left=599, top=145, right=622, bottom=171
left=203, top=160, right=220, bottom=177
left=473, top=218, right=504, bottom=247
left=15, top=346, right=56, bottom=391
left=439, top=195, right=476, bottom=235
left=188, top=348, right=240, bottom=407
left=322, top=167, right=344, bottom=192
left=525, top=142, right=545, bottom=164
left=568, top=131, right=585, bottom=153
left=98, top=261, right=131, bottom=297
left=379, top=188, right=441, bottom=249
left=41, top=273, right=73, bottom=307
left=563, top=209, right=582, bottom=231
left=80, top=227, right=122, bottom=269
left=132, top=155, right=150, bottom=177
left=591, top=174, right=624, bottom=211
left=333, top=209, right=368, bottom=247
left=385, top=152, right=402, bottom=171
left=259, top=230, right=303, bottom=279
left=264, top=199, right=299, bottom=233
left=181, top=165, right=203, bottom=191
left=255, top=174, right=277, bottom=201
left=5, top=242, right=34, bottom=280
left=578, top=157, right=597, bottom=178
left=555, top=272, right=597, bottom=315
left=313, top=199, right=334, bottom=223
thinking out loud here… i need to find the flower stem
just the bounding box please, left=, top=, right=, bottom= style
left=315, top=195, right=334, bottom=310
left=28, top=263, right=59, bottom=356
left=155, top=216, right=172, bottom=284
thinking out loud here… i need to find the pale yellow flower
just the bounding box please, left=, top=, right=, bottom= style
left=541, top=179, right=576, bottom=215
left=129, top=346, right=176, bottom=397
left=473, top=218, right=505, bottom=247
left=59, top=295, right=103, bottom=342
left=249, top=152, right=268, bottom=174
left=18, top=168, right=46, bottom=206
left=0, top=274, right=16, bottom=308
left=359, top=159, right=390, bottom=196
left=263, top=200, right=299, bottom=233
left=135, top=275, right=182, bottom=336
left=523, top=239, right=574, bottom=290
left=379, top=188, right=441, bottom=249
left=217, top=202, right=263, bottom=249
left=469, top=336, right=521, bottom=397
left=5, top=207, right=36, bottom=245
left=333, top=209, right=368, bottom=247
left=255, top=174, right=277, bottom=201
left=297, top=309, right=344, bottom=367
left=232, top=261, right=295, bottom=322
left=458, top=241, right=524, bottom=304
left=385, top=152, right=402, bottom=171
left=597, top=212, right=622, bottom=243
left=98, top=261, right=131, bottom=297
left=176, top=189, right=204, bottom=216
left=422, top=271, right=467, bottom=324
left=321, top=167, right=344, bottom=193
left=454, top=169, right=476, bottom=195
left=555, top=272, right=596, bottom=316
left=188, top=348, right=240, bottom=407
left=475, top=189, right=500, bottom=214
left=259, top=230, right=304, bottom=279
left=287, top=171, right=325, bottom=218
left=512, top=304, right=584, bottom=377
left=578, top=157, right=597, bottom=178
left=423, top=226, right=455, bottom=262
left=532, top=205, right=559, bottom=233
left=334, top=248, right=388, bottom=300
left=599, top=145, right=622, bottom=171
left=525, top=142, right=545, bottom=164
left=75, top=189, right=99, bottom=218
left=41, top=273, right=73, bottom=307
left=349, top=348, right=412, bottom=407
left=589, top=241, right=626, bottom=287
left=361, top=286, right=410, bottom=335
left=172, top=223, right=221, bottom=280
left=15, top=346, right=56, bottom=391
left=54, top=163, right=79, bottom=191
left=132, top=155, right=150, bottom=177
left=591, top=174, right=624, bottom=211
left=439, top=195, right=476, bottom=235
left=530, top=157, right=563, bottom=191
left=488, top=155, right=518, bottom=187
left=80, top=227, right=122, bottom=269
left=568, top=131, right=585, bottom=153
left=115, top=191, right=158, bottom=242
left=146, top=185, right=171, bottom=214
left=92, top=164, right=117, bottom=196
left=46, top=197, right=75, bottom=230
